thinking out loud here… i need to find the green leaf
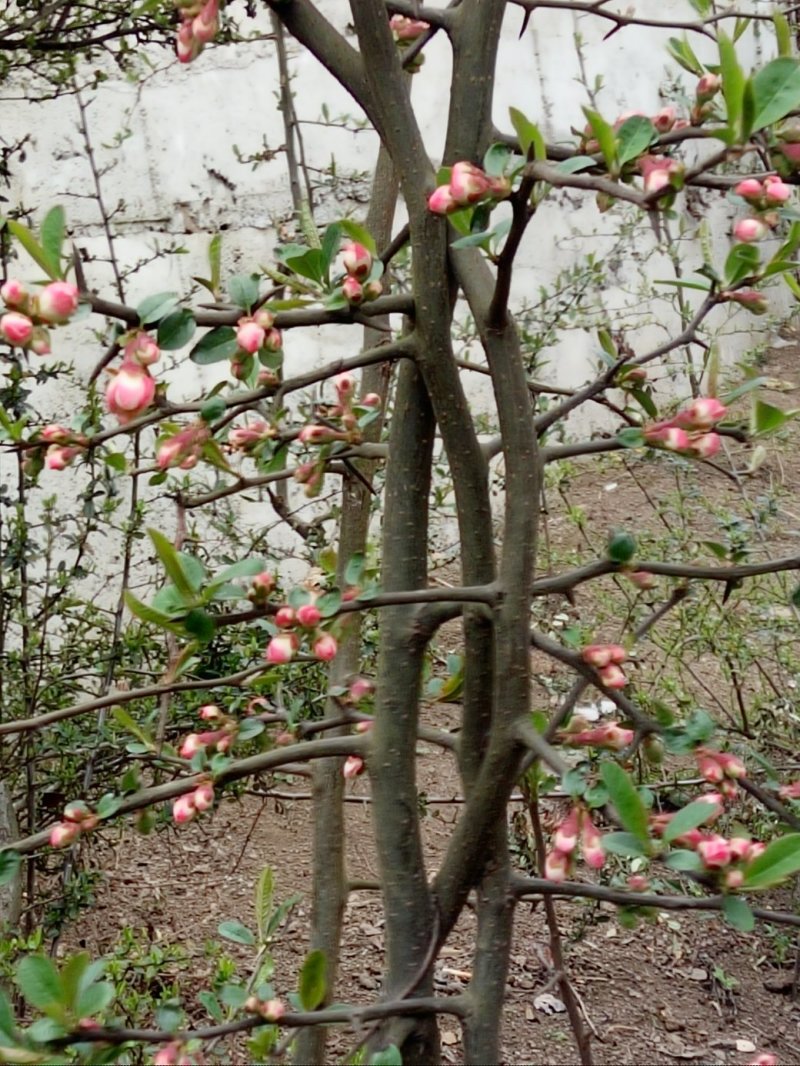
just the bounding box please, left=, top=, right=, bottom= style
left=600, top=762, right=649, bottom=844
left=282, top=248, right=326, bottom=286
left=509, top=106, right=546, bottom=160
left=617, top=427, right=645, bottom=449
left=718, top=32, right=745, bottom=140
left=148, top=528, right=198, bottom=601
left=75, top=979, right=114, bottom=1018
left=338, top=219, right=377, bottom=256
left=152, top=584, right=191, bottom=615
left=774, top=12, right=792, bottom=58
left=198, top=991, right=224, bottom=1022
left=742, top=833, right=800, bottom=889
left=298, top=949, right=327, bottom=1011
left=255, top=866, right=274, bottom=943
left=721, top=895, right=754, bottom=932
left=104, top=451, right=127, bottom=473
left=615, top=116, right=656, bottom=167
left=228, top=273, right=261, bottom=311
left=653, top=278, right=712, bottom=292
left=0, top=988, right=17, bottom=1041
left=96, top=793, right=122, bottom=819
left=556, top=155, right=597, bottom=175
left=214, top=558, right=268, bottom=584
left=208, top=233, right=222, bottom=292
left=724, top=243, right=760, bottom=286
left=582, top=108, right=617, bottom=172
left=663, top=799, right=719, bottom=843
left=720, top=375, right=767, bottom=405
left=191, top=327, right=240, bottom=365
left=601, top=831, right=648, bottom=858
left=320, top=223, right=342, bottom=284
left=750, top=57, right=800, bottom=134
left=200, top=395, right=227, bottom=423
left=607, top=531, right=636, bottom=564
left=483, top=142, right=511, bottom=177
left=237, top=718, right=264, bottom=742
left=220, top=983, right=249, bottom=1009
left=316, top=590, right=342, bottom=618
left=751, top=396, right=794, bottom=436
left=450, top=230, right=494, bottom=250
left=136, top=292, right=179, bottom=326
left=344, top=552, right=366, bottom=587
left=5, top=220, right=60, bottom=280
left=40, top=206, right=66, bottom=279
left=663, top=849, right=703, bottom=872
left=123, top=590, right=184, bottom=632
left=184, top=609, right=215, bottom=643
left=369, top=1046, right=403, bottom=1066
left=218, top=920, right=256, bottom=946
left=158, top=309, right=196, bottom=351
left=15, top=956, right=63, bottom=1013
left=0, top=850, right=20, bottom=887
left=666, top=36, right=704, bottom=77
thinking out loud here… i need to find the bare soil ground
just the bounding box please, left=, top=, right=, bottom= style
left=62, top=345, right=800, bottom=1065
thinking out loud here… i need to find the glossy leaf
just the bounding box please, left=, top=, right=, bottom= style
left=298, top=949, right=327, bottom=1011
left=509, top=106, right=545, bottom=160
left=721, top=895, right=754, bottom=932
left=218, top=920, right=256, bottom=946
left=191, top=326, right=240, bottom=365
left=750, top=57, right=800, bottom=133
left=662, top=799, right=719, bottom=843
left=40, top=206, right=66, bottom=278
left=600, top=762, right=649, bottom=844
left=158, top=309, right=196, bottom=350
left=742, top=833, right=800, bottom=889
left=136, top=292, right=179, bottom=326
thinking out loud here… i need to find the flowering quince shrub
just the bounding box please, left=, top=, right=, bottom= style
left=4, top=6, right=800, bottom=1066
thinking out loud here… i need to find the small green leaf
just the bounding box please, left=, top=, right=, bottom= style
left=148, top=528, right=198, bottom=601
left=15, top=956, right=63, bottom=1013
left=338, top=219, right=377, bottom=256
left=40, top=206, right=66, bottom=279
left=615, top=116, right=655, bottom=167
left=316, top=590, right=342, bottom=618
left=237, top=718, right=265, bottom=741
left=184, top=608, right=215, bottom=643
left=298, top=949, right=327, bottom=1011
left=509, top=106, right=546, bottom=160
left=582, top=108, right=617, bottom=172
left=617, top=427, right=645, bottom=449
left=344, top=552, right=366, bottom=587
left=721, top=895, right=754, bottom=932
left=0, top=988, right=17, bottom=1041
left=718, top=32, right=745, bottom=140
left=751, top=396, right=794, bottom=436
left=218, top=920, right=256, bottom=946
left=724, top=243, right=760, bottom=286
left=104, top=451, right=127, bottom=472
left=742, top=833, right=800, bottom=889
left=208, top=233, right=222, bottom=292
left=666, top=36, right=705, bottom=77
left=5, top=220, right=60, bottom=280
left=123, top=590, right=184, bottom=632
left=136, top=292, right=179, bottom=326
left=320, top=223, right=342, bottom=283
left=220, top=983, right=249, bottom=1009
left=774, top=12, right=792, bottom=57
left=75, top=979, right=114, bottom=1018
left=191, top=327, right=240, bottom=365
left=214, top=558, right=268, bottom=584
left=96, top=793, right=121, bottom=819
left=483, top=142, right=511, bottom=177
left=662, top=799, right=718, bottom=843
left=601, top=831, right=648, bottom=858
left=158, top=309, right=196, bottom=350
left=199, top=990, right=224, bottom=1022
left=228, top=273, right=261, bottom=311
left=556, top=155, right=597, bottom=175
left=255, top=866, right=274, bottom=943
left=0, top=850, right=20, bottom=887
left=200, top=395, right=227, bottom=423
left=600, top=762, right=649, bottom=844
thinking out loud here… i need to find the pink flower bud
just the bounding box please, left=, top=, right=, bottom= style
left=355, top=720, right=373, bottom=733
left=37, top=281, right=79, bottom=324
left=389, top=14, right=429, bottom=41
left=30, top=326, right=51, bottom=356
left=544, top=849, right=570, bottom=883
left=734, top=217, right=768, bottom=243
left=652, top=106, right=677, bottom=133
left=1, top=279, right=27, bottom=307
left=450, top=161, right=492, bottom=205
left=764, top=178, right=792, bottom=204
left=106, top=360, right=156, bottom=423
left=250, top=571, right=274, bottom=598
left=45, top=444, right=81, bottom=470
left=553, top=807, right=580, bottom=854
left=697, top=750, right=724, bottom=784
left=261, top=998, right=286, bottom=1022
left=691, top=432, right=721, bottom=459
left=726, top=288, right=768, bottom=314
left=199, top=704, right=222, bottom=721
left=662, top=426, right=691, bottom=451
left=0, top=311, right=33, bottom=346
left=598, top=663, right=627, bottom=689
left=697, top=833, right=732, bottom=868
left=607, top=644, right=627, bottom=664
left=723, top=868, right=744, bottom=890
left=349, top=677, right=374, bottom=701
left=779, top=780, right=800, bottom=800
left=428, top=184, right=458, bottom=215
left=299, top=424, right=339, bottom=445
left=343, top=754, right=365, bottom=779
left=123, top=331, right=160, bottom=367
left=728, top=836, right=751, bottom=861
left=628, top=570, right=656, bottom=590
left=747, top=1054, right=778, bottom=1066
left=193, top=782, right=215, bottom=811
left=746, top=841, right=766, bottom=861
left=696, top=73, right=721, bottom=102
left=362, top=392, right=382, bottom=408
left=49, top=821, right=80, bottom=848
left=363, top=280, right=383, bottom=301
left=275, top=607, right=295, bottom=628
left=41, top=423, right=72, bottom=444
left=699, top=792, right=724, bottom=823
left=172, top=794, right=197, bottom=824
left=236, top=318, right=266, bottom=354
left=335, top=372, right=356, bottom=397
left=341, top=242, right=372, bottom=281
left=716, top=751, right=746, bottom=779
left=342, top=276, right=364, bottom=304
left=176, top=19, right=199, bottom=63
left=642, top=166, right=671, bottom=195
left=581, top=644, right=613, bottom=668
left=781, top=142, right=800, bottom=164
left=179, top=733, right=204, bottom=759
left=263, top=327, right=283, bottom=352
left=627, top=874, right=650, bottom=892
left=581, top=819, right=605, bottom=870
left=192, top=0, right=218, bottom=44
left=154, top=1042, right=183, bottom=1066
left=266, top=633, right=297, bottom=664
left=314, top=633, right=338, bottom=661
left=296, top=603, right=322, bottom=627
left=678, top=396, right=727, bottom=429
left=735, top=178, right=763, bottom=201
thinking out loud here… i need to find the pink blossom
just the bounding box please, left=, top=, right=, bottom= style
left=355, top=720, right=373, bottom=733
left=199, top=704, right=222, bottom=720
left=261, top=998, right=286, bottom=1022
left=779, top=780, right=800, bottom=800
left=581, top=818, right=605, bottom=870
left=728, top=836, right=752, bottom=861
left=343, top=754, right=365, bottom=779
left=172, top=794, right=197, bottom=824
left=764, top=177, right=792, bottom=204
left=342, top=242, right=372, bottom=280
left=1, top=278, right=27, bottom=307
left=228, top=420, right=272, bottom=450
left=691, top=432, right=721, bottom=459
left=265, top=633, right=297, bottom=664
left=45, top=444, right=82, bottom=470
left=363, top=280, right=383, bottom=301
left=335, top=372, right=356, bottom=397
left=389, top=14, right=429, bottom=41
left=735, top=178, right=763, bottom=201
left=49, top=821, right=80, bottom=848
left=428, top=184, right=458, bottom=215
left=41, top=423, right=72, bottom=443
left=275, top=607, right=295, bottom=628
left=153, top=1042, right=183, bottom=1066
left=696, top=73, right=721, bottom=102
left=123, top=331, right=160, bottom=367
left=193, top=782, right=215, bottom=811
left=734, top=217, right=768, bottom=243
left=362, top=392, right=382, bottom=408
left=192, top=0, right=218, bottom=44
left=628, top=570, right=656, bottom=590
left=180, top=733, right=204, bottom=759
left=679, top=396, right=727, bottom=429
left=781, top=142, right=800, bottom=164
left=296, top=603, right=322, bottom=627
left=30, top=326, right=51, bottom=356
left=544, top=849, right=570, bottom=883
left=254, top=308, right=274, bottom=329
left=697, top=750, right=724, bottom=784
left=661, top=426, right=691, bottom=451
left=716, top=751, right=746, bottom=779
left=652, top=106, right=677, bottom=133
left=0, top=311, right=33, bottom=346
left=236, top=318, right=265, bottom=354
left=342, top=276, right=364, bottom=304
left=263, top=327, right=282, bottom=352
left=157, top=424, right=209, bottom=470
left=726, top=288, right=768, bottom=314
left=299, top=424, right=339, bottom=445
left=37, top=281, right=79, bottom=323
left=746, top=841, right=766, bottom=860
left=564, top=723, right=634, bottom=751
left=554, top=807, right=580, bottom=854
left=176, top=19, right=199, bottom=63
left=627, top=874, right=650, bottom=892
left=106, top=360, right=156, bottom=423
left=639, top=155, right=678, bottom=195
left=747, top=1053, right=778, bottom=1066
left=450, top=161, right=492, bottom=205
left=250, top=571, right=274, bottom=596
left=697, top=833, right=732, bottom=868
left=349, top=677, right=374, bottom=701
left=314, top=633, right=338, bottom=661
left=598, top=663, right=627, bottom=689
left=581, top=644, right=613, bottom=668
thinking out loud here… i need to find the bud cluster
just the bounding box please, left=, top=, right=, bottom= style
left=172, top=781, right=215, bottom=825
left=106, top=331, right=161, bottom=425
left=428, top=161, right=511, bottom=216
left=389, top=14, right=429, bottom=71
left=0, top=279, right=79, bottom=355
left=153, top=1040, right=199, bottom=1065
left=696, top=746, right=746, bottom=801
left=245, top=996, right=286, bottom=1022
left=559, top=720, right=635, bottom=751
left=690, top=72, right=722, bottom=124
left=233, top=308, right=283, bottom=381
left=638, top=154, right=684, bottom=197
left=157, top=421, right=211, bottom=471
left=732, top=174, right=791, bottom=245
left=37, top=423, right=89, bottom=472
left=643, top=396, right=727, bottom=459
left=227, top=418, right=275, bottom=455
left=49, top=801, right=99, bottom=849
left=339, top=242, right=383, bottom=305
left=544, top=805, right=606, bottom=882
left=264, top=603, right=339, bottom=666
left=175, top=0, right=219, bottom=64
left=580, top=642, right=629, bottom=690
